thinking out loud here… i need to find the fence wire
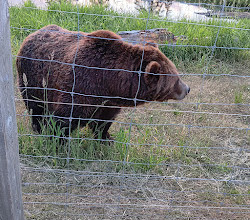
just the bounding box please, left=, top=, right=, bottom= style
left=8, top=0, right=250, bottom=219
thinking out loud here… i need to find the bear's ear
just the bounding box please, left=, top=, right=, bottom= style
left=144, top=61, right=161, bottom=86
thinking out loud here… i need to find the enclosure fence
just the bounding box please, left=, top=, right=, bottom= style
left=2, top=0, right=250, bottom=219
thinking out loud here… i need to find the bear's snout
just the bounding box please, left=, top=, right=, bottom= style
left=174, top=80, right=190, bottom=100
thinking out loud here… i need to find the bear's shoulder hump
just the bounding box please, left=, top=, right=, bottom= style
left=87, top=30, right=122, bottom=41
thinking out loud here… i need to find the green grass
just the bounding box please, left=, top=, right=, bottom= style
left=17, top=111, right=236, bottom=176
left=234, top=91, right=243, bottom=103
left=10, top=0, right=250, bottom=64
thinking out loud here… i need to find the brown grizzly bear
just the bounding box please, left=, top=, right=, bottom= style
left=17, top=25, right=190, bottom=139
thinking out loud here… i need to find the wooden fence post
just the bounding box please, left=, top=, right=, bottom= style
left=0, top=0, right=24, bottom=219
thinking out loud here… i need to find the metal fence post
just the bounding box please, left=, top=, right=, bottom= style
left=0, top=0, right=24, bottom=219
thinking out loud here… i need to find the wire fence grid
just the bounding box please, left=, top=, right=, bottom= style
left=7, top=0, right=250, bottom=219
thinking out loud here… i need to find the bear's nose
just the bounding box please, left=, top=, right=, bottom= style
left=187, top=87, right=190, bottom=94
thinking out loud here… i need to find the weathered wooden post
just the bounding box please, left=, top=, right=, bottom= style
left=0, top=0, right=24, bottom=219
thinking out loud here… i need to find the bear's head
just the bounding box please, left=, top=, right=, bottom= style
left=143, top=51, right=190, bottom=102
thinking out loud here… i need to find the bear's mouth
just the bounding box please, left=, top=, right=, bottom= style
left=156, top=84, right=190, bottom=102
left=173, top=84, right=190, bottom=100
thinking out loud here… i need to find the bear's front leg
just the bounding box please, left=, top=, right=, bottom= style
left=88, top=120, right=113, bottom=140
left=88, top=107, right=121, bottom=140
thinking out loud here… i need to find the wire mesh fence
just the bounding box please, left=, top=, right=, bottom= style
left=8, top=0, right=250, bottom=219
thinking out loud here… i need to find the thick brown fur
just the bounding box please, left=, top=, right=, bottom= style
left=17, top=25, right=189, bottom=139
